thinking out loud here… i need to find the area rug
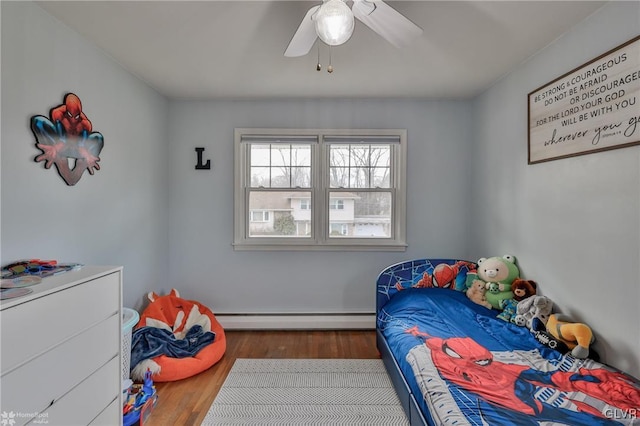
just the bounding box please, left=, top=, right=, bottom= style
left=201, top=358, right=409, bottom=425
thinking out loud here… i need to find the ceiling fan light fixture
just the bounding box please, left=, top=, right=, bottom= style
left=314, top=0, right=354, bottom=46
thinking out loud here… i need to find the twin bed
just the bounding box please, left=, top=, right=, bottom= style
left=376, top=258, right=640, bottom=426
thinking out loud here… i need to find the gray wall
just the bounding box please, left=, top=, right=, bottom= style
left=166, top=99, right=473, bottom=313
left=471, top=1, right=640, bottom=377
left=1, top=2, right=170, bottom=310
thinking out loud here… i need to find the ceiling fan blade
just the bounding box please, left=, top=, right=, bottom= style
left=284, top=5, right=320, bottom=57
left=352, top=0, right=423, bottom=48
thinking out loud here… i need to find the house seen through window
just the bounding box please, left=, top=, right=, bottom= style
left=234, top=129, right=407, bottom=251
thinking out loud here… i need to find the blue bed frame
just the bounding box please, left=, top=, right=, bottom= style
left=375, top=258, right=475, bottom=426
left=377, top=327, right=430, bottom=425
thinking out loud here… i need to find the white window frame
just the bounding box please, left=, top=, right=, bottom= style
left=233, top=128, right=407, bottom=251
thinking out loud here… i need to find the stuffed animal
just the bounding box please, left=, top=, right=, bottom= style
left=475, top=255, right=520, bottom=310
left=512, top=279, right=537, bottom=301
left=465, top=270, right=479, bottom=290
left=513, top=295, right=553, bottom=330
left=546, top=314, right=595, bottom=359
left=465, top=279, right=492, bottom=309
left=531, top=317, right=569, bottom=353
left=497, top=279, right=538, bottom=323
left=496, top=298, right=519, bottom=322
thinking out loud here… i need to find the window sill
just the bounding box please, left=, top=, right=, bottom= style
left=232, top=241, right=408, bottom=252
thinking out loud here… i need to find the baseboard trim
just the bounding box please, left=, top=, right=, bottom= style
left=216, top=314, right=375, bottom=330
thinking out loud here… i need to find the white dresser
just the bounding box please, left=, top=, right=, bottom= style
left=1, top=266, right=123, bottom=426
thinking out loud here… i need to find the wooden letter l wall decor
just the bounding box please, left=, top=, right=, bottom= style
left=195, top=147, right=211, bottom=170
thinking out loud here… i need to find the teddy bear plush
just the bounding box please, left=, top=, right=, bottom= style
left=497, top=279, right=538, bottom=323
left=475, top=255, right=520, bottom=310
left=465, top=278, right=492, bottom=309
left=513, top=295, right=553, bottom=330
left=512, top=279, right=537, bottom=301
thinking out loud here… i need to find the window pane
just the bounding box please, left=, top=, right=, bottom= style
left=250, top=144, right=270, bottom=166
left=292, top=145, right=311, bottom=166
left=291, top=167, right=311, bottom=187
left=349, top=167, right=369, bottom=188
left=350, top=145, right=369, bottom=167
left=271, top=146, right=290, bottom=167
left=329, top=144, right=392, bottom=189
left=370, top=146, right=390, bottom=167
left=270, top=168, right=291, bottom=188
left=371, top=167, right=390, bottom=188
left=250, top=167, right=270, bottom=187
left=328, top=191, right=392, bottom=238
left=329, top=167, right=349, bottom=188
left=249, top=191, right=312, bottom=238
left=330, top=146, right=349, bottom=167
left=250, top=143, right=311, bottom=189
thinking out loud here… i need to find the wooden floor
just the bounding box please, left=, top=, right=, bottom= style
left=145, top=330, right=379, bottom=426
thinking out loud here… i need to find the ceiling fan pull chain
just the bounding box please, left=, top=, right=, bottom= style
left=316, top=44, right=322, bottom=71
left=327, top=45, right=334, bottom=73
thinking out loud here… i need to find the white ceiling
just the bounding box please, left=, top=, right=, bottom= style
left=35, top=1, right=607, bottom=100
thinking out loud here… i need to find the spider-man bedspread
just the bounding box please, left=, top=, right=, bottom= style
left=377, top=288, right=640, bottom=426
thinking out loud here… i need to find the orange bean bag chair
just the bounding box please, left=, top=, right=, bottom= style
left=131, top=289, right=226, bottom=382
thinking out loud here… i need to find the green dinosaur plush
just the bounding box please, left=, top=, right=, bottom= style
left=476, top=255, right=520, bottom=310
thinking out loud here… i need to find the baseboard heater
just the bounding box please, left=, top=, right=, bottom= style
left=216, top=313, right=375, bottom=330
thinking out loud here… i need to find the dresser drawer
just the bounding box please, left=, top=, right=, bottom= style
left=89, top=397, right=121, bottom=426
left=2, top=313, right=120, bottom=424
left=1, top=271, right=120, bottom=374
left=36, top=356, right=120, bottom=426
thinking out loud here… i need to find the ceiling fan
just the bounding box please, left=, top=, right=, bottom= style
left=284, top=0, right=423, bottom=57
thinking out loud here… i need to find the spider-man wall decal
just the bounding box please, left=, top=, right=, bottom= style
left=30, top=93, right=104, bottom=186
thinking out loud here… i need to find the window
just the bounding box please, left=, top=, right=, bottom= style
left=234, top=129, right=407, bottom=251
left=329, top=199, right=344, bottom=210
left=250, top=210, right=270, bottom=222
left=330, top=223, right=348, bottom=236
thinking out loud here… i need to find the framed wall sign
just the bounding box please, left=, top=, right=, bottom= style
left=528, top=35, right=639, bottom=164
